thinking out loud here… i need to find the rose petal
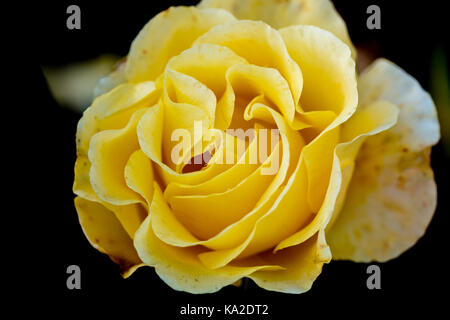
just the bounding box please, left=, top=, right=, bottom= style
left=124, top=149, right=155, bottom=205
left=249, top=229, right=331, bottom=293
left=77, top=82, right=157, bottom=153
left=151, top=101, right=299, bottom=248
left=163, top=131, right=262, bottom=199
left=291, top=110, right=336, bottom=137
left=150, top=103, right=304, bottom=270
left=194, top=20, right=303, bottom=109
left=88, top=109, right=147, bottom=205
left=199, top=104, right=307, bottom=264
left=302, top=127, right=340, bottom=212
left=225, top=63, right=297, bottom=122
left=165, top=130, right=279, bottom=240
left=279, top=25, right=357, bottom=119
left=165, top=69, right=217, bottom=123
left=276, top=100, right=399, bottom=252
left=125, top=7, right=236, bottom=82
left=102, top=202, right=147, bottom=239
left=134, top=213, right=283, bottom=293
left=167, top=43, right=248, bottom=129
left=73, top=82, right=158, bottom=201
left=137, top=103, right=237, bottom=186
left=278, top=25, right=358, bottom=211
left=327, top=59, right=440, bottom=262
left=358, top=59, right=440, bottom=151
left=74, top=197, right=142, bottom=277
left=161, top=74, right=214, bottom=170
left=198, top=0, right=356, bottom=58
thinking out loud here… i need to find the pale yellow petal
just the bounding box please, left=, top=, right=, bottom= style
left=327, top=59, right=440, bottom=262
left=326, top=100, right=400, bottom=230
left=328, top=146, right=436, bottom=262
left=358, top=59, right=440, bottom=151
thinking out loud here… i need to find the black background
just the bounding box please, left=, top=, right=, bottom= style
left=26, top=0, right=450, bottom=317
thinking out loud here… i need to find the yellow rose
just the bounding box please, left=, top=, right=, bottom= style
left=73, top=0, right=440, bottom=293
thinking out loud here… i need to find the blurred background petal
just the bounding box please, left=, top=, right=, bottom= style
left=42, top=54, right=119, bottom=112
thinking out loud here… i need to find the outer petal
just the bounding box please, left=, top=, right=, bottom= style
left=357, top=59, right=440, bottom=152
left=249, top=229, right=330, bottom=293
left=74, top=197, right=142, bottom=277
left=327, top=59, right=440, bottom=262
left=198, top=0, right=356, bottom=58
left=125, top=6, right=236, bottom=82
left=88, top=109, right=147, bottom=205
left=73, top=81, right=158, bottom=202
left=134, top=213, right=283, bottom=294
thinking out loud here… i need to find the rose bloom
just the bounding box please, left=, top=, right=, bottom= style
left=73, top=0, right=440, bottom=293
